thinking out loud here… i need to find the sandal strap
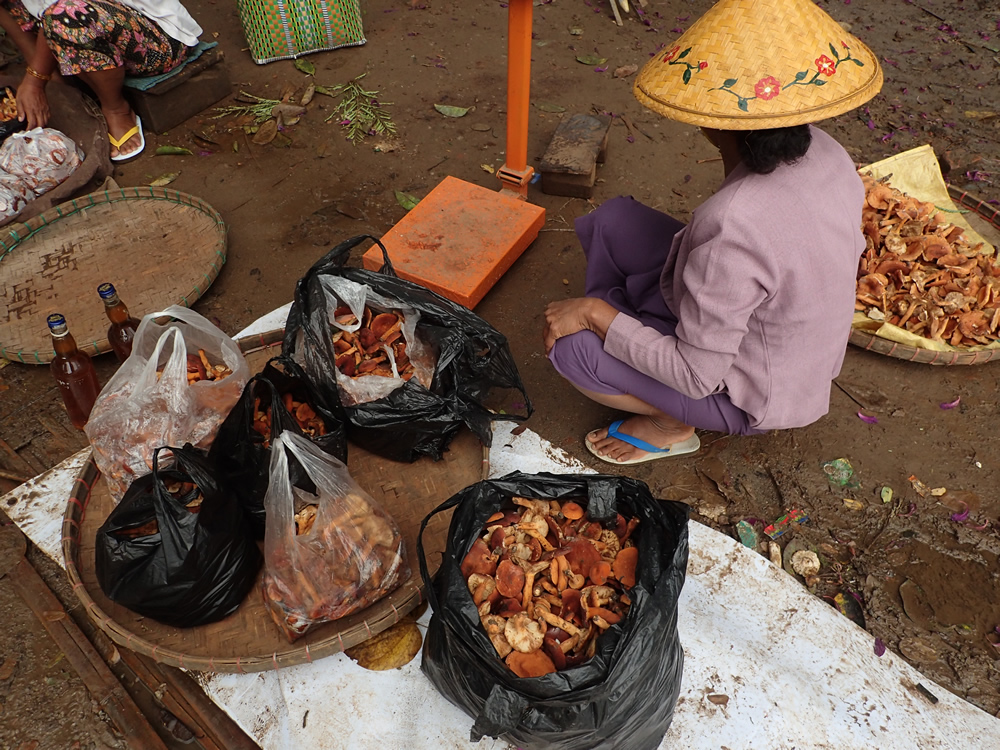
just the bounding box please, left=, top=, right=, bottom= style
left=109, top=123, right=140, bottom=149
left=605, top=420, right=672, bottom=454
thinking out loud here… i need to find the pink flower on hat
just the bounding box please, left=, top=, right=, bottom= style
left=699, top=61, right=708, bottom=70
left=662, top=45, right=682, bottom=62
left=815, top=55, right=837, bottom=76
left=754, top=76, right=781, bottom=100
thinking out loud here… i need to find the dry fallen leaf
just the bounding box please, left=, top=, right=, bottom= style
left=613, top=64, right=639, bottom=78
left=149, top=172, right=179, bottom=187
left=253, top=119, right=278, bottom=145
left=343, top=619, right=422, bottom=671
left=707, top=694, right=730, bottom=706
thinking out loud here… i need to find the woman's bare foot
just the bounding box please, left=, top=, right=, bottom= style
left=105, top=107, right=141, bottom=159
left=586, top=414, right=696, bottom=462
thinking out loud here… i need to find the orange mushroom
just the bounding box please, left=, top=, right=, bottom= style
left=496, top=559, right=526, bottom=599
left=506, top=649, right=557, bottom=678
left=613, top=546, right=638, bottom=589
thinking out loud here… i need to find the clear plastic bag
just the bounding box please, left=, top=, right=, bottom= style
left=262, top=431, right=408, bottom=642
left=84, top=306, right=250, bottom=502
left=318, top=275, right=435, bottom=405
left=0, top=127, right=83, bottom=196
left=0, top=169, right=34, bottom=221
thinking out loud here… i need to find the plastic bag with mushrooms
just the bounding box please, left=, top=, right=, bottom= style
left=85, top=306, right=250, bottom=503
left=95, top=445, right=262, bottom=628
left=419, top=471, right=689, bottom=750
left=261, top=431, right=408, bottom=642
left=282, top=234, right=532, bottom=463
left=210, top=356, right=348, bottom=539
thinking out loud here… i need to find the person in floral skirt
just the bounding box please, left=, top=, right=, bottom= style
left=542, top=0, right=884, bottom=465
left=0, top=0, right=202, bottom=161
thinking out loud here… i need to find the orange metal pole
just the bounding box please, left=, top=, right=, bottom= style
left=498, top=0, right=534, bottom=197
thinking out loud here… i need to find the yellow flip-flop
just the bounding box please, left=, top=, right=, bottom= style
left=109, top=114, right=145, bottom=163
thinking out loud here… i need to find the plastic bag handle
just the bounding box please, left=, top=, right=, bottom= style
left=416, top=493, right=467, bottom=611
left=315, top=234, right=398, bottom=277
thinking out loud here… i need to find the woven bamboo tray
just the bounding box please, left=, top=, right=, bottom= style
left=62, top=330, right=488, bottom=673
left=848, top=184, right=1000, bottom=365
left=0, top=187, right=226, bottom=364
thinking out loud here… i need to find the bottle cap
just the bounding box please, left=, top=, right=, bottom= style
left=46, top=313, right=68, bottom=335
left=97, top=282, right=118, bottom=301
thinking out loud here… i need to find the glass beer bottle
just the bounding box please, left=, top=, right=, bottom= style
left=98, top=282, right=139, bottom=362
left=47, top=313, right=101, bottom=430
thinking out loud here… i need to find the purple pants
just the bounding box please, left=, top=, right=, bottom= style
left=548, top=196, right=764, bottom=436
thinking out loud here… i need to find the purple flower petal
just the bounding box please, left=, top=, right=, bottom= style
left=940, top=397, right=961, bottom=409
left=874, top=638, right=886, bottom=657
left=951, top=508, right=971, bottom=523
left=857, top=411, right=879, bottom=424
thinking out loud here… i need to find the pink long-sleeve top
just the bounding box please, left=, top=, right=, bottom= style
left=604, top=126, right=865, bottom=431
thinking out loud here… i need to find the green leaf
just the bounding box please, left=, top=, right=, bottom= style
left=576, top=55, right=608, bottom=66
left=533, top=101, right=566, bottom=113
left=794, top=71, right=807, bottom=81
left=155, top=145, right=193, bottom=156
left=434, top=103, right=470, bottom=117
left=232, top=141, right=239, bottom=153
left=682, top=68, right=691, bottom=85
left=829, top=43, right=838, bottom=58
left=814, top=79, right=826, bottom=86
left=395, top=190, right=421, bottom=210
left=723, top=78, right=738, bottom=87
left=314, top=85, right=335, bottom=97
left=678, top=48, right=691, bottom=59
left=738, top=98, right=749, bottom=112
left=294, top=58, right=316, bottom=76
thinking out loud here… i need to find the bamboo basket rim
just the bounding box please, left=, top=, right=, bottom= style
left=0, top=186, right=227, bottom=365
left=61, top=329, right=490, bottom=673
left=848, top=184, right=1000, bottom=365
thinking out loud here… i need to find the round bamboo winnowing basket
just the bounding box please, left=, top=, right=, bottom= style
left=62, top=331, right=488, bottom=673
left=849, top=185, right=1000, bottom=365
left=0, top=187, right=226, bottom=364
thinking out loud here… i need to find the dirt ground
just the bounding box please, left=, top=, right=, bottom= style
left=3, top=0, right=1000, bottom=746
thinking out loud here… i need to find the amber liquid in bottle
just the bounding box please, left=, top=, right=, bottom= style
left=47, top=313, right=101, bottom=430
left=98, top=283, right=139, bottom=363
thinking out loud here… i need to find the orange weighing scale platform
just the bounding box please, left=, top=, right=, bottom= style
left=362, top=0, right=545, bottom=309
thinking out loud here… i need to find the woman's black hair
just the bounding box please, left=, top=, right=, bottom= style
left=738, top=125, right=812, bottom=175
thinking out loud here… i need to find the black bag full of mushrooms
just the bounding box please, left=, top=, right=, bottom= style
left=418, top=472, right=688, bottom=750
left=282, top=235, right=532, bottom=463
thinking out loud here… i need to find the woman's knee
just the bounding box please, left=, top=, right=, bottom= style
left=548, top=330, right=605, bottom=385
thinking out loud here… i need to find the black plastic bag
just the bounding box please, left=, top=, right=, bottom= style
left=209, top=356, right=348, bottom=538
left=95, top=445, right=262, bottom=628
left=283, top=235, right=532, bottom=462
left=419, top=472, right=688, bottom=750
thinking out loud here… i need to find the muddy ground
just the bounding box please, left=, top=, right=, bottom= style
left=2, top=0, right=1000, bottom=746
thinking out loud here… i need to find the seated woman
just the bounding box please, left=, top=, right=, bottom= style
left=0, top=0, right=202, bottom=161
left=542, top=0, right=883, bottom=465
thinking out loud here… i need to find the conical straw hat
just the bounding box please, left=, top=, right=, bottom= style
left=634, top=0, right=883, bottom=130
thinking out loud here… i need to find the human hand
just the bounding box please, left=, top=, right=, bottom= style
left=542, top=297, right=618, bottom=354
left=16, top=77, right=49, bottom=130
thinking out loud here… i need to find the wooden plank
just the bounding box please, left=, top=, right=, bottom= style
left=125, top=651, right=261, bottom=750
left=0, top=436, right=41, bottom=476
left=8, top=556, right=168, bottom=750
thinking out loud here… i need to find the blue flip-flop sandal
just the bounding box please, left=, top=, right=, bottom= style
left=585, top=419, right=701, bottom=465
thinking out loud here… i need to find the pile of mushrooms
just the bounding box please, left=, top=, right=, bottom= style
left=461, top=496, right=638, bottom=678
left=856, top=173, right=1000, bottom=346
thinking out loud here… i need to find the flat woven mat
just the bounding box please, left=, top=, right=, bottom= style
left=849, top=184, right=1000, bottom=365
left=0, top=187, right=226, bottom=364
left=63, top=331, right=487, bottom=672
